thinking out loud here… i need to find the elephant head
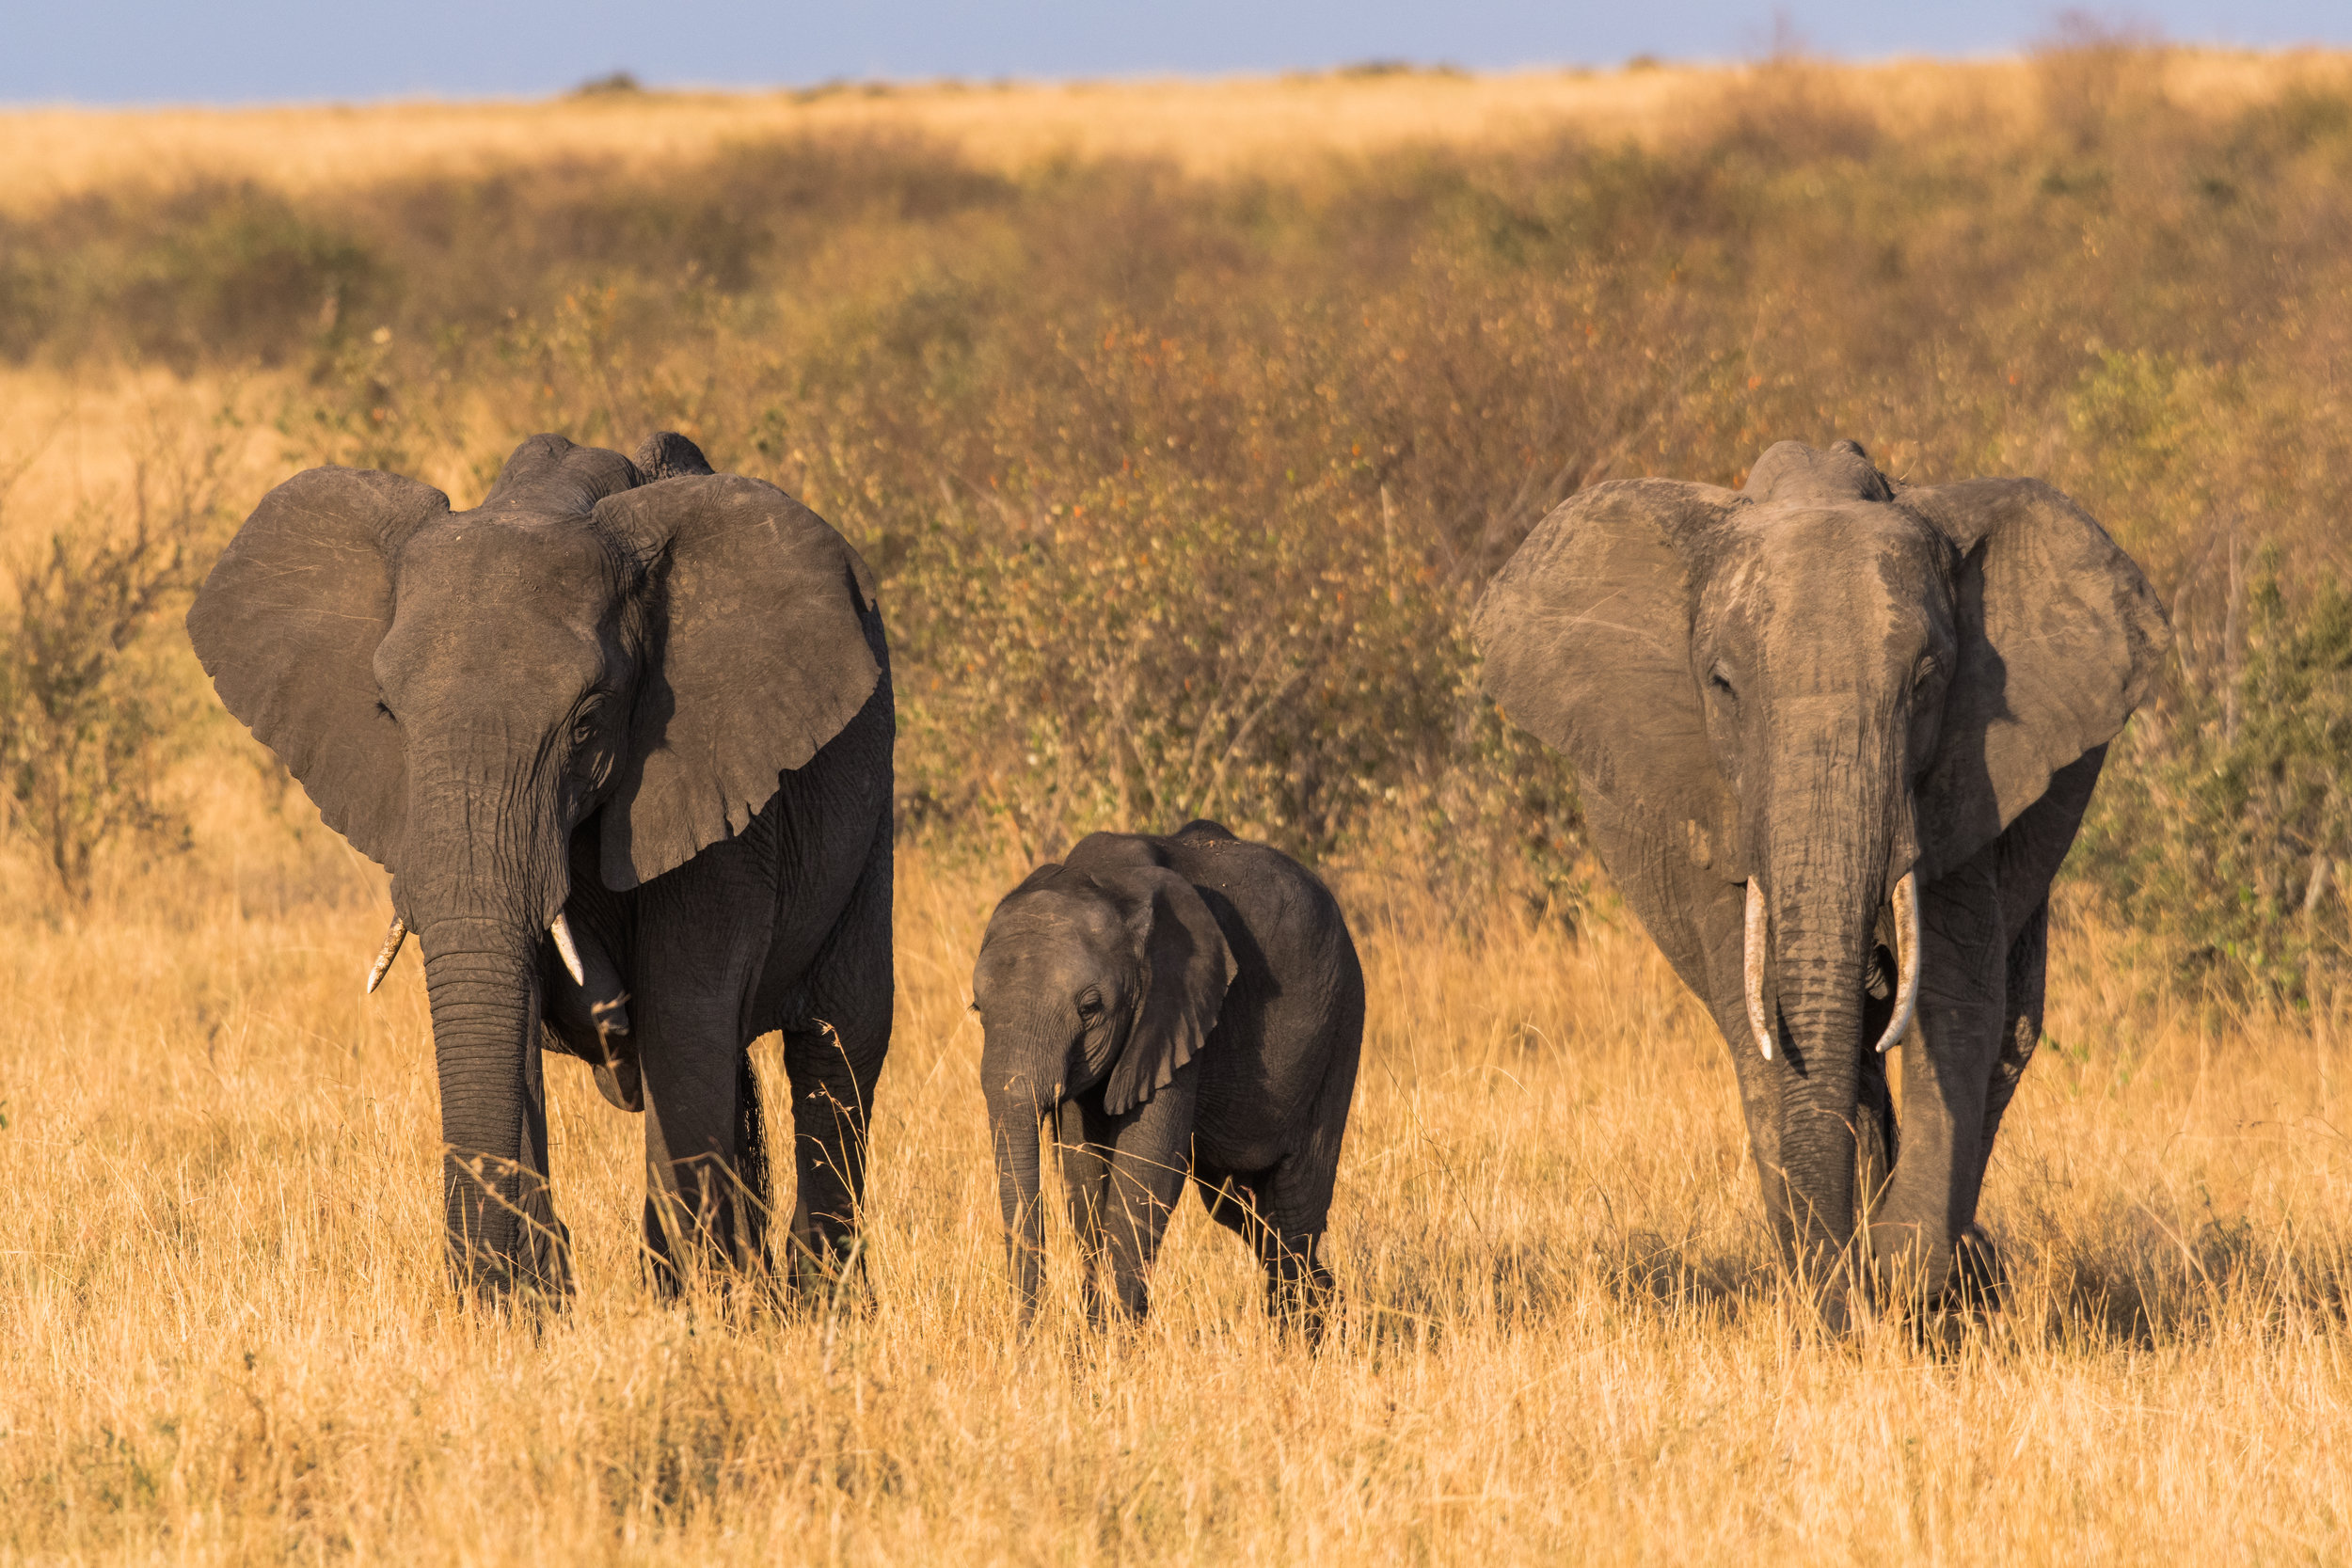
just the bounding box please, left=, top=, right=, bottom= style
left=970, top=834, right=1236, bottom=1321
left=1473, top=440, right=2169, bottom=1278
left=187, top=432, right=881, bottom=1294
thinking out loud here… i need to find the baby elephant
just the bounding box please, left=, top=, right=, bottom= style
left=973, top=820, right=1363, bottom=1335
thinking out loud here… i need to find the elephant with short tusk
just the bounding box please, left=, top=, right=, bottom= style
left=972, top=821, right=1364, bottom=1338
left=1474, top=439, right=2170, bottom=1320
left=189, top=431, right=895, bottom=1302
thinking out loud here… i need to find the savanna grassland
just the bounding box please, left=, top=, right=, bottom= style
left=6, top=45, right=2352, bottom=1562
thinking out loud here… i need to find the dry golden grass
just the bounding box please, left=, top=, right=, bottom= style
left=4, top=825, right=2351, bottom=1561
left=5, top=50, right=2349, bottom=211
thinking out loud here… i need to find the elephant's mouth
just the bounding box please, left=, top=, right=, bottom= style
left=359, top=908, right=642, bottom=1110
left=1741, top=871, right=1920, bottom=1060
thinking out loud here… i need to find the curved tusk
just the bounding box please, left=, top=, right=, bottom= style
left=1742, top=879, right=1774, bottom=1060
left=363, top=917, right=407, bottom=997
left=549, top=911, right=586, bottom=986
left=1873, top=872, right=1921, bottom=1053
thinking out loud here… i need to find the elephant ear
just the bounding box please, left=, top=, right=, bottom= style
left=1106, top=865, right=1236, bottom=1117
left=1472, top=479, right=1746, bottom=875
left=1901, top=478, right=2171, bottom=877
left=186, top=466, right=451, bottom=873
left=591, top=439, right=883, bottom=890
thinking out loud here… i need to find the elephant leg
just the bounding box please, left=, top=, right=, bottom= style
left=516, top=1035, right=575, bottom=1296
left=777, top=1021, right=882, bottom=1297
left=1934, top=897, right=2048, bottom=1306
left=639, top=1038, right=763, bottom=1293
left=1260, top=1155, right=1340, bottom=1340
left=1868, top=850, right=2007, bottom=1306
left=1255, top=1043, right=1354, bottom=1341
left=1057, top=1097, right=1117, bottom=1323
left=1701, top=979, right=1798, bottom=1259
left=1983, top=899, right=2049, bottom=1148
left=1102, top=1075, right=1200, bottom=1320
left=776, top=842, right=893, bottom=1298
left=1198, top=1162, right=1320, bottom=1323
left=1856, top=966, right=1899, bottom=1224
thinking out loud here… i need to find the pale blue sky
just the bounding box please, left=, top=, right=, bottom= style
left=6, top=1, right=2348, bottom=105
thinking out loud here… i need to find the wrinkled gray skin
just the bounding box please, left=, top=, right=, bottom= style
left=1475, top=440, right=2169, bottom=1321
left=974, top=822, right=1363, bottom=1337
left=188, top=432, right=893, bottom=1301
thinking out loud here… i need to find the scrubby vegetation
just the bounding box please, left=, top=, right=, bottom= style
left=15, top=45, right=2352, bottom=968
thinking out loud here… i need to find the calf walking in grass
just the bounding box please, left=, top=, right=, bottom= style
left=973, top=820, right=1364, bottom=1338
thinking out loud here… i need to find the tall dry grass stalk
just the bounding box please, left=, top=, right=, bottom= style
left=2, top=844, right=2349, bottom=1561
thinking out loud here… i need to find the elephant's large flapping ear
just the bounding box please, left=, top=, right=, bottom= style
left=1471, top=479, right=1745, bottom=869
left=1901, top=478, right=2171, bottom=877
left=591, top=442, right=883, bottom=890
left=186, top=466, right=452, bottom=872
left=1105, top=866, right=1236, bottom=1117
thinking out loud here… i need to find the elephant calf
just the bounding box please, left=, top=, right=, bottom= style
left=973, top=821, right=1363, bottom=1336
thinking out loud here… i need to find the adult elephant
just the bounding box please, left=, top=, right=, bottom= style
left=188, top=431, right=894, bottom=1301
left=1473, top=439, right=2169, bottom=1318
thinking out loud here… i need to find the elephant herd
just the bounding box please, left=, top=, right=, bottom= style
left=185, top=429, right=2168, bottom=1334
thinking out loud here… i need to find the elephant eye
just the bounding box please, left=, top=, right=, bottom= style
left=1914, top=654, right=1940, bottom=690
left=1708, top=665, right=1737, bottom=701
left=1076, top=990, right=1103, bottom=1019
left=571, top=717, right=596, bottom=748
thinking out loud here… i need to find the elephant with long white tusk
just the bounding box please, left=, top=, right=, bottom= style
left=1475, top=439, right=2170, bottom=1320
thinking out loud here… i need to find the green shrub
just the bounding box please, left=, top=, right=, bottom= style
left=2075, top=566, right=2352, bottom=1006
left=0, top=458, right=216, bottom=899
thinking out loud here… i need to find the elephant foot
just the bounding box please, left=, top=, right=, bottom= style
left=1943, top=1223, right=2005, bottom=1310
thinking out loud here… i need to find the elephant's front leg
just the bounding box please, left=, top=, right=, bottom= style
left=639, top=1039, right=768, bottom=1291
left=1102, top=1075, right=1200, bottom=1320
left=1868, top=852, right=2008, bottom=1306
left=1056, top=1097, right=1117, bottom=1323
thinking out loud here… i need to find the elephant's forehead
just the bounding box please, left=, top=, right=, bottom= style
left=400, top=513, right=615, bottom=606
left=1737, top=499, right=1931, bottom=554
left=1720, top=504, right=1946, bottom=603
left=379, top=515, right=614, bottom=691
left=981, top=893, right=1123, bottom=965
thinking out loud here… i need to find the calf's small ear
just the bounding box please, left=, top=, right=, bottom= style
left=1105, top=868, right=1236, bottom=1117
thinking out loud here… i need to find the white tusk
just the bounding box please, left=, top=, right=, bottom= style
left=1873, top=872, right=1921, bottom=1053
left=550, top=911, right=586, bottom=986
left=363, top=917, right=407, bottom=997
left=1743, top=879, right=1773, bottom=1060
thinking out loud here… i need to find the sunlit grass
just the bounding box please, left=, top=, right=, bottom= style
left=3, top=844, right=2349, bottom=1561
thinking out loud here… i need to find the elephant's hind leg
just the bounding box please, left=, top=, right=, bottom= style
left=778, top=826, right=894, bottom=1300
left=1197, top=1152, right=1339, bottom=1340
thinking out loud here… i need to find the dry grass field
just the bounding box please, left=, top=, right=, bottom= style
left=7, top=847, right=2352, bottom=1561
left=2, top=50, right=2340, bottom=208
left=7, top=45, right=2352, bottom=1562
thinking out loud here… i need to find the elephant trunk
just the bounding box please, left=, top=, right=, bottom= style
left=983, top=1019, right=1063, bottom=1325
left=400, top=750, right=577, bottom=1299
left=987, top=1081, right=1048, bottom=1324
left=1751, top=712, right=1912, bottom=1305
left=420, top=914, right=567, bottom=1298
